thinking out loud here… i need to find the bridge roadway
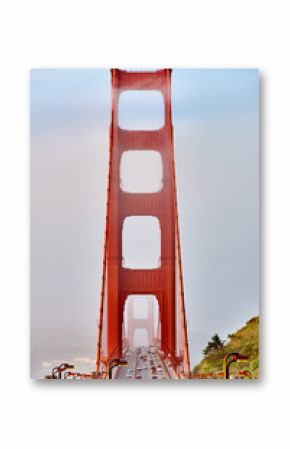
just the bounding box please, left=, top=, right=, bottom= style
left=114, top=346, right=174, bottom=380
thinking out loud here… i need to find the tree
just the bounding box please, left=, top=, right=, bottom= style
left=203, top=333, right=224, bottom=356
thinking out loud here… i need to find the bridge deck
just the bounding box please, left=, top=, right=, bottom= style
left=114, top=346, right=177, bottom=380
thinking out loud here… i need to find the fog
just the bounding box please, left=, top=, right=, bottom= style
left=31, top=69, right=259, bottom=378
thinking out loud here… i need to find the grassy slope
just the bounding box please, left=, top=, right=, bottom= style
left=193, top=316, right=259, bottom=378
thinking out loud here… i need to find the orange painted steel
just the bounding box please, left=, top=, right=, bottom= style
left=96, top=69, right=190, bottom=377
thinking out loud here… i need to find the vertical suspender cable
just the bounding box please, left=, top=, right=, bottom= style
left=166, top=69, right=190, bottom=376
left=96, top=70, right=115, bottom=374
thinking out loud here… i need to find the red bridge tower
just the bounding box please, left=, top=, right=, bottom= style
left=96, top=69, right=190, bottom=378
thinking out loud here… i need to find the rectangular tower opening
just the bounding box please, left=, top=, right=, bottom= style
left=118, top=90, right=164, bottom=130
left=123, top=295, right=160, bottom=348
left=120, top=150, right=163, bottom=193
left=122, top=216, right=161, bottom=269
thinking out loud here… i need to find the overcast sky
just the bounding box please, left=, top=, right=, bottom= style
left=31, top=68, right=259, bottom=378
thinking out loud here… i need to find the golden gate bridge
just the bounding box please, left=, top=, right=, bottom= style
left=46, top=69, right=190, bottom=380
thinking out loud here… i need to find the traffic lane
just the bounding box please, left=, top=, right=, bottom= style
left=113, top=347, right=171, bottom=379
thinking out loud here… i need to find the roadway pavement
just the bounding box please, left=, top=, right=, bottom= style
left=114, top=346, right=172, bottom=380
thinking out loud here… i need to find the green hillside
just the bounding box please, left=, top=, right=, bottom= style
left=193, top=316, right=259, bottom=379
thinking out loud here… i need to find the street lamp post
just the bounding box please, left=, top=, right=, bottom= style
left=108, top=359, right=128, bottom=379
left=51, top=363, right=74, bottom=379
left=223, top=353, right=248, bottom=379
